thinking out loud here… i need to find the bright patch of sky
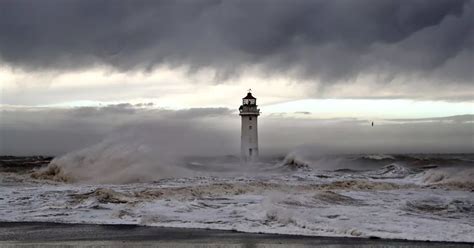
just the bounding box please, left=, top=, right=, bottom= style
left=34, top=98, right=473, bottom=121
left=1, top=65, right=472, bottom=120
left=262, top=99, right=474, bottom=120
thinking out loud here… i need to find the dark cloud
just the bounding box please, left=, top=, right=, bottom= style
left=1, top=105, right=472, bottom=156
left=0, top=0, right=472, bottom=84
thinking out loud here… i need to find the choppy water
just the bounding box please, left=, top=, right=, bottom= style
left=0, top=154, right=473, bottom=242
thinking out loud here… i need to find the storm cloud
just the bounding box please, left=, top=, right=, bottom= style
left=0, top=0, right=472, bottom=84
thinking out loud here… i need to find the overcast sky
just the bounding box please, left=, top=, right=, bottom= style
left=0, top=0, right=473, bottom=155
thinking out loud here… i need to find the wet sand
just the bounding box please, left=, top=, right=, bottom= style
left=0, top=222, right=472, bottom=247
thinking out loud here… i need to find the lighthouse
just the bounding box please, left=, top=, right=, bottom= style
left=239, top=90, right=260, bottom=162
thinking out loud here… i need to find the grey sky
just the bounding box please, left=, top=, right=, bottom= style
left=1, top=105, right=472, bottom=155
left=0, top=0, right=473, bottom=155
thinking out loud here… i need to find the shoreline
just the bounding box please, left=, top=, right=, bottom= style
left=0, top=221, right=472, bottom=247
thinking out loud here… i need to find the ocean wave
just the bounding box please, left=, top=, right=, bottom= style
left=368, top=163, right=413, bottom=179
left=361, top=154, right=396, bottom=161
left=68, top=180, right=412, bottom=208
left=420, top=167, right=474, bottom=190
left=280, top=153, right=310, bottom=170
left=71, top=188, right=131, bottom=204
left=31, top=163, right=73, bottom=182
left=405, top=197, right=474, bottom=219
left=312, top=191, right=362, bottom=205
left=30, top=135, right=195, bottom=183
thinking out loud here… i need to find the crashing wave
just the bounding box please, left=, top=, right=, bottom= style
left=420, top=167, right=474, bottom=190
left=72, top=188, right=131, bottom=204
left=31, top=163, right=73, bottom=182
left=369, top=163, right=412, bottom=179
left=361, top=154, right=395, bottom=161
left=280, top=153, right=310, bottom=170
left=30, top=134, right=195, bottom=184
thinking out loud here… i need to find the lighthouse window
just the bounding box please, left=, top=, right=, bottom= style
left=249, top=125, right=252, bottom=130
left=249, top=117, right=252, bottom=120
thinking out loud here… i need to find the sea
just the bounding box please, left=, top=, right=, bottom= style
left=0, top=153, right=473, bottom=242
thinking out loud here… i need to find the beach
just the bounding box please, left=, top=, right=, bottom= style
left=1, top=222, right=473, bottom=247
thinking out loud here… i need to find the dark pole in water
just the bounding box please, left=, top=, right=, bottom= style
left=371, top=121, right=374, bottom=126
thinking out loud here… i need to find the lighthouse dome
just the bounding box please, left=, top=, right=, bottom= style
left=243, top=92, right=256, bottom=99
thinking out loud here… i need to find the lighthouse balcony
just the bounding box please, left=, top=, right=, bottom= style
left=239, top=105, right=260, bottom=115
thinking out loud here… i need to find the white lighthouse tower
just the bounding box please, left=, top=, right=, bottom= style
left=239, top=90, right=260, bottom=162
